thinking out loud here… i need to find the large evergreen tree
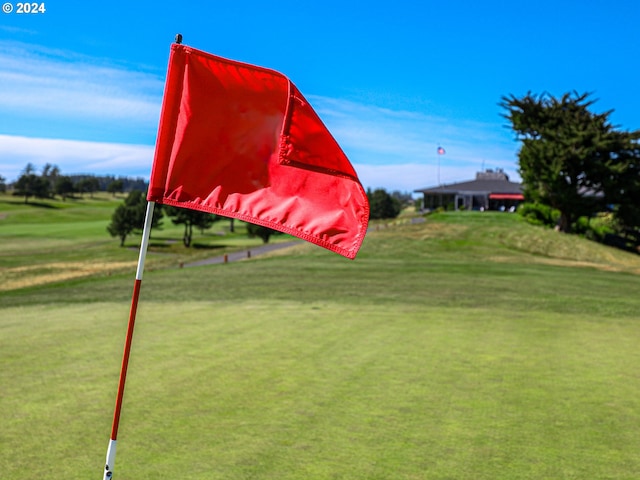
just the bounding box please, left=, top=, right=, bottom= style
left=501, top=92, right=640, bottom=233
left=599, top=130, right=640, bottom=237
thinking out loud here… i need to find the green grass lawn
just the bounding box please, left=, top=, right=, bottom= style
left=1, top=200, right=640, bottom=479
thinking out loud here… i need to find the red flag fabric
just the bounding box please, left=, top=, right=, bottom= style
left=148, top=44, right=369, bottom=259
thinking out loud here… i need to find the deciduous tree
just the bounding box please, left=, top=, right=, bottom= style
left=246, top=223, right=278, bottom=243
left=367, top=188, right=402, bottom=220
left=107, top=191, right=163, bottom=246
left=13, top=164, right=49, bottom=203
left=164, top=206, right=217, bottom=247
left=77, top=177, right=100, bottom=197
left=54, top=176, right=75, bottom=201
left=107, top=179, right=124, bottom=197
left=107, top=204, right=138, bottom=247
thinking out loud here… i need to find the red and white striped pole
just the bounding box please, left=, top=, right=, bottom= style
left=103, top=200, right=155, bottom=480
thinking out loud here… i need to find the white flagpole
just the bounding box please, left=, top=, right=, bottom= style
left=103, top=200, right=155, bottom=480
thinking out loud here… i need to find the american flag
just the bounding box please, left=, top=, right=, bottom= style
left=437, top=146, right=445, bottom=155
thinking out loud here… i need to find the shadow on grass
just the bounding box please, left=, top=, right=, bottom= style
left=149, top=236, right=180, bottom=243
left=143, top=240, right=226, bottom=251
left=192, top=243, right=226, bottom=250
left=148, top=242, right=173, bottom=249
left=16, top=200, right=60, bottom=209
left=147, top=235, right=227, bottom=250
left=85, top=196, right=116, bottom=201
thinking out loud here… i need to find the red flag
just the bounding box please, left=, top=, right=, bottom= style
left=148, top=44, right=369, bottom=259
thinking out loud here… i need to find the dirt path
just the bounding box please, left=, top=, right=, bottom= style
left=183, top=240, right=302, bottom=267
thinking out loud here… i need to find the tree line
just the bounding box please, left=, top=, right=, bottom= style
left=2, top=163, right=148, bottom=202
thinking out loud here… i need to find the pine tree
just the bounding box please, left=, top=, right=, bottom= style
left=501, top=92, right=640, bottom=233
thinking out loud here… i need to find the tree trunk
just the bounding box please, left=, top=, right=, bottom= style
left=558, top=211, right=572, bottom=233
left=183, top=222, right=192, bottom=247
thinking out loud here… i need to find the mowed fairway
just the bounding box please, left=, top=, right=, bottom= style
left=2, top=199, right=640, bottom=479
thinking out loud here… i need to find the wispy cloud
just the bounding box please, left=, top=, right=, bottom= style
left=0, top=25, right=37, bottom=35
left=0, top=41, right=163, bottom=134
left=309, top=95, right=520, bottom=190
left=0, top=135, right=154, bottom=181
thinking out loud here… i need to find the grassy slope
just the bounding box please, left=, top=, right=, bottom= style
left=1, top=200, right=640, bottom=479
left=0, top=193, right=294, bottom=289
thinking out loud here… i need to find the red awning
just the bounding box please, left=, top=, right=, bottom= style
left=489, top=193, right=524, bottom=200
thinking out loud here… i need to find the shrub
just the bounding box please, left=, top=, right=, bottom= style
left=517, top=202, right=560, bottom=228
left=574, top=213, right=617, bottom=243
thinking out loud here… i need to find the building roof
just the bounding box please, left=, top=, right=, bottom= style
left=414, top=169, right=523, bottom=195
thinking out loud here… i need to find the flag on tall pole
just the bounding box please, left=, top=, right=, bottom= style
left=103, top=39, right=369, bottom=479
left=437, top=146, right=445, bottom=185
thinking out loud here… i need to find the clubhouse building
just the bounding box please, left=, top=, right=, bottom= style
left=414, top=169, right=524, bottom=211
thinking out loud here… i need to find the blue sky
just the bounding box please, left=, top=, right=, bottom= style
left=1, top=1, right=639, bottom=192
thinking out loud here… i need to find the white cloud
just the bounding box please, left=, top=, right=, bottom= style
left=0, top=41, right=162, bottom=126
left=308, top=95, right=521, bottom=191
left=353, top=162, right=491, bottom=194
left=0, top=135, right=154, bottom=181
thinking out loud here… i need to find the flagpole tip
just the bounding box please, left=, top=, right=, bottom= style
left=175, top=33, right=183, bottom=44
